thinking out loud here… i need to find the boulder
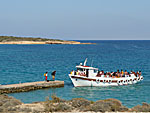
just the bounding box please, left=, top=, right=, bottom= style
left=0, top=94, right=22, bottom=112
left=70, top=98, right=91, bottom=108
left=83, top=98, right=128, bottom=112
left=44, top=101, right=72, bottom=112
left=130, top=103, right=150, bottom=112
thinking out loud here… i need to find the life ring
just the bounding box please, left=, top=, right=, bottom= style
left=117, top=80, right=121, bottom=85
left=127, top=80, right=130, bottom=84
left=132, top=79, right=135, bottom=83
left=123, top=80, right=126, bottom=84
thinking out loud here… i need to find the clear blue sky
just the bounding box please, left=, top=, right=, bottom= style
left=0, top=0, right=150, bottom=40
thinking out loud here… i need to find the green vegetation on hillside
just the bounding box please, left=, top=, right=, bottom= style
left=0, top=36, right=64, bottom=42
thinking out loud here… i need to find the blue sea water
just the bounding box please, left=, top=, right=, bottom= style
left=0, top=40, right=150, bottom=108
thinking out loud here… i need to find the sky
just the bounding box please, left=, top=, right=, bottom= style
left=0, top=0, right=150, bottom=40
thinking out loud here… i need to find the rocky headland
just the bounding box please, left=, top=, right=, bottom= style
left=0, top=94, right=150, bottom=113
left=0, top=36, right=94, bottom=44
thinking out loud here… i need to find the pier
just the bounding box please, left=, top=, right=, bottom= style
left=0, top=81, right=64, bottom=94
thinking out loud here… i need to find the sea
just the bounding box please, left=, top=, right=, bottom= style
left=0, top=40, right=150, bottom=108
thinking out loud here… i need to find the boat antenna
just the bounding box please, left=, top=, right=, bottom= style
left=84, top=58, right=87, bottom=66
left=91, top=59, right=93, bottom=67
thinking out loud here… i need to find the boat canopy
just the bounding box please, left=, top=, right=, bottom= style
left=76, top=65, right=98, bottom=70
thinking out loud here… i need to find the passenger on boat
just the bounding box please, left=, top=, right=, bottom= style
left=111, top=71, right=114, bottom=76
left=132, top=71, right=136, bottom=76
left=113, top=72, right=116, bottom=76
left=71, top=70, right=74, bottom=75
left=104, top=72, right=107, bottom=77
left=116, top=70, right=121, bottom=77
left=139, top=71, right=141, bottom=77
left=74, top=71, right=77, bottom=75
left=108, top=72, right=111, bottom=77
left=74, top=71, right=76, bottom=75
left=76, top=71, right=79, bottom=75
left=134, top=71, right=138, bottom=77
left=111, top=71, right=115, bottom=77
left=121, top=69, right=124, bottom=74
left=105, top=72, right=107, bottom=77
left=106, top=72, right=110, bottom=77
left=117, top=69, right=120, bottom=73
left=96, top=71, right=102, bottom=77
left=136, top=71, right=139, bottom=76
left=99, top=70, right=103, bottom=75
left=79, top=72, right=85, bottom=76
left=121, top=69, right=124, bottom=77
left=124, top=70, right=128, bottom=77
left=102, top=70, right=104, bottom=75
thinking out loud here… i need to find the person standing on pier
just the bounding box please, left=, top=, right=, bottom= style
left=51, top=71, right=56, bottom=81
left=44, top=72, right=48, bottom=81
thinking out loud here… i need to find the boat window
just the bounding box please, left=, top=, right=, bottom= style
left=94, top=70, right=98, bottom=73
left=77, top=68, right=83, bottom=72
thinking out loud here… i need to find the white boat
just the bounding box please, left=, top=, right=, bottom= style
left=69, top=59, right=144, bottom=87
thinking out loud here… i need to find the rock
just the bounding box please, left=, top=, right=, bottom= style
left=53, top=103, right=72, bottom=112
left=3, top=94, right=150, bottom=112
left=103, top=98, right=122, bottom=106
left=142, top=102, right=150, bottom=107
left=83, top=98, right=128, bottom=112
left=85, top=101, right=112, bottom=112
left=10, top=103, right=45, bottom=113
left=51, top=95, right=66, bottom=103
left=44, top=100, right=72, bottom=112
left=0, top=94, right=22, bottom=112
left=70, top=98, right=91, bottom=108
left=130, top=103, right=150, bottom=112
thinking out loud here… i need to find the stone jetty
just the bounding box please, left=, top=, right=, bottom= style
left=0, top=81, right=64, bottom=94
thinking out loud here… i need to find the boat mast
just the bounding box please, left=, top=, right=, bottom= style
left=84, top=58, right=87, bottom=66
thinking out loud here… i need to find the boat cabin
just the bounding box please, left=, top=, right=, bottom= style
left=75, top=65, right=98, bottom=78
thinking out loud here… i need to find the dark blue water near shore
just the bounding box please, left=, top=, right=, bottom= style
left=0, top=40, right=150, bottom=108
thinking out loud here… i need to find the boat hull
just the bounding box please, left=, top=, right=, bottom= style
left=69, top=74, right=143, bottom=87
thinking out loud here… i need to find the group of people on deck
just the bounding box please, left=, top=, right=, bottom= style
left=44, top=71, right=56, bottom=81
left=96, top=69, right=141, bottom=78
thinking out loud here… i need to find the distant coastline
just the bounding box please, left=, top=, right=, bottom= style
left=0, top=36, right=94, bottom=44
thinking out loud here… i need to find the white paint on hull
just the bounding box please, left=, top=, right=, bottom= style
left=69, top=74, right=143, bottom=87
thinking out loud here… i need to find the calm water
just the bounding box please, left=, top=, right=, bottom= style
left=0, top=40, right=150, bottom=108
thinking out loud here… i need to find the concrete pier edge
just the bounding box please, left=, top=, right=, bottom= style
left=0, top=81, right=64, bottom=94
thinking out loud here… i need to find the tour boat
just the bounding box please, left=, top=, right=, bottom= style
left=69, top=59, right=144, bottom=87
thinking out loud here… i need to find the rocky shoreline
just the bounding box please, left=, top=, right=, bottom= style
left=0, top=94, right=150, bottom=112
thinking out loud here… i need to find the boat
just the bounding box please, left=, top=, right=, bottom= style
left=69, top=58, right=144, bottom=87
